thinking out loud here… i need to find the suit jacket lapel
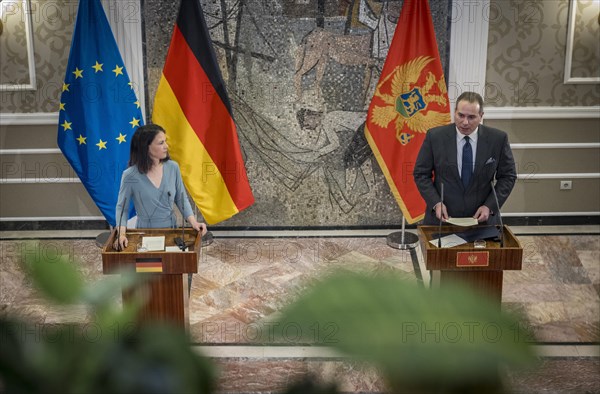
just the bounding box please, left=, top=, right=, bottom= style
left=445, top=126, right=459, bottom=181
left=474, top=125, right=489, bottom=178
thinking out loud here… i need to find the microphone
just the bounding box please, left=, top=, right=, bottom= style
left=167, top=191, right=173, bottom=227
left=180, top=190, right=186, bottom=251
left=172, top=189, right=187, bottom=251
left=167, top=191, right=176, bottom=231
left=490, top=180, right=504, bottom=247
left=437, top=182, right=444, bottom=248
left=116, top=197, right=127, bottom=251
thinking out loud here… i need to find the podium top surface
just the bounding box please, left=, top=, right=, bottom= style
left=417, top=225, right=523, bottom=271
left=418, top=225, right=521, bottom=250
left=101, top=228, right=201, bottom=274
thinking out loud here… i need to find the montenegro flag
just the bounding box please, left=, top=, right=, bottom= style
left=152, top=0, right=254, bottom=224
left=365, top=0, right=450, bottom=224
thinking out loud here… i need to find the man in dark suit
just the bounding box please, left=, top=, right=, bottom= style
left=414, top=92, right=517, bottom=225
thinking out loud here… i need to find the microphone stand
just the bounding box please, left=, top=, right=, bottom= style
left=173, top=190, right=187, bottom=251
left=490, top=181, right=504, bottom=247
left=180, top=191, right=186, bottom=251
left=437, top=183, right=444, bottom=248
left=115, top=197, right=127, bottom=251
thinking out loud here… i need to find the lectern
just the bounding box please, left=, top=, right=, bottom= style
left=418, top=225, right=522, bottom=306
left=101, top=228, right=201, bottom=329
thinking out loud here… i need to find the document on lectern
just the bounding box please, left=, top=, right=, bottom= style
left=446, top=217, right=478, bottom=226
left=429, top=234, right=468, bottom=248
left=141, top=236, right=165, bottom=251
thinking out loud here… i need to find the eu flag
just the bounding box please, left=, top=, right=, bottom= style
left=57, top=0, right=143, bottom=226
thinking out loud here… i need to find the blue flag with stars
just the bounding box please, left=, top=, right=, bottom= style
left=57, top=0, right=142, bottom=226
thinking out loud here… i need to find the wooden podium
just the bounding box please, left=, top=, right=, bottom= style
left=418, top=225, right=522, bottom=306
left=101, top=228, right=201, bottom=329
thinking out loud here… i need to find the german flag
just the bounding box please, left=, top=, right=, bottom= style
left=153, top=0, right=254, bottom=224
left=135, top=258, right=163, bottom=273
left=365, top=0, right=450, bottom=224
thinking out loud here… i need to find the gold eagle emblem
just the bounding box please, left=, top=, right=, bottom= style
left=468, top=255, right=478, bottom=264
left=370, top=56, right=450, bottom=145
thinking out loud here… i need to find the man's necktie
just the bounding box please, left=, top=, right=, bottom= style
left=462, top=136, right=472, bottom=188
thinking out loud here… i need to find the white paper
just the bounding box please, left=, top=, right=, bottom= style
left=165, top=246, right=184, bottom=252
left=446, top=217, right=478, bottom=226
left=429, top=234, right=467, bottom=248
left=141, top=236, right=165, bottom=251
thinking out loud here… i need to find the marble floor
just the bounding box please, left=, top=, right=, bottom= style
left=1, top=226, right=599, bottom=393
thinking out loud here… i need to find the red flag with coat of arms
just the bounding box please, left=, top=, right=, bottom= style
left=365, top=0, right=450, bottom=223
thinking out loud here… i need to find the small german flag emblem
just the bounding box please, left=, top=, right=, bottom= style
left=135, top=258, right=163, bottom=273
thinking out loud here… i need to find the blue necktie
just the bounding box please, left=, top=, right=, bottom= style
left=462, top=136, right=472, bottom=188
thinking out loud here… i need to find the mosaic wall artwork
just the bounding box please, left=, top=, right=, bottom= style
left=144, top=0, right=451, bottom=227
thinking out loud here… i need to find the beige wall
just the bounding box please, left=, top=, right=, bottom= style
left=486, top=118, right=600, bottom=215
left=1, top=0, right=76, bottom=112
left=483, top=0, right=599, bottom=218
left=486, top=0, right=599, bottom=107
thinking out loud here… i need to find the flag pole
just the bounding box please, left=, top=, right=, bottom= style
left=386, top=217, right=419, bottom=250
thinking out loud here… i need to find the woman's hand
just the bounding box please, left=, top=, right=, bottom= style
left=188, top=216, right=207, bottom=236
left=113, top=227, right=128, bottom=251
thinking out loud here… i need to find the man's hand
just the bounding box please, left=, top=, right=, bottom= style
left=434, top=202, right=449, bottom=221
left=473, top=205, right=491, bottom=222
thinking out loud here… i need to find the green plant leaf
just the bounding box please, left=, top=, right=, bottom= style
left=81, top=270, right=139, bottom=307
left=21, top=242, right=83, bottom=304
left=268, top=271, right=537, bottom=391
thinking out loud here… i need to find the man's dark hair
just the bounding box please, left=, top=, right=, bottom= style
left=455, top=91, right=484, bottom=114
left=129, top=124, right=170, bottom=174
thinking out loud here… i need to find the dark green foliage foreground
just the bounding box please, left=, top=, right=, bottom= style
left=267, top=271, right=537, bottom=393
